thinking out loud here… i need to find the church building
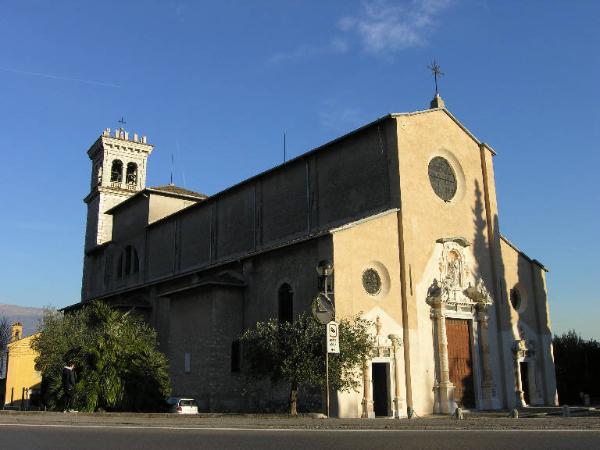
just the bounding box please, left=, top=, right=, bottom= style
left=74, top=94, right=558, bottom=417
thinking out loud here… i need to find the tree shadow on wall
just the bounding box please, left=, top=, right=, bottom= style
left=472, top=176, right=554, bottom=407
left=471, top=180, right=513, bottom=408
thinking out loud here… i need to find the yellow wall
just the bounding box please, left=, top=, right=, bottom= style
left=4, top=333, right=41, bottom=408
left=394, top=110, right=500, bottom=412
left=332, top=210, right=402, bottom=325
left=332, top=210, right=405, bottom=417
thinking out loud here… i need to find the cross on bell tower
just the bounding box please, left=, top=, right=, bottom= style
left=428, top=59, right=446, bottom=109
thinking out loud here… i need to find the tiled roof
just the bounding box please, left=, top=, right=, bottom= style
left=150, top=184, right=207, bottom=199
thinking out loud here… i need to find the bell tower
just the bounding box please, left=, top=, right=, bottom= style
left=83, top=127, right=153, bottom=251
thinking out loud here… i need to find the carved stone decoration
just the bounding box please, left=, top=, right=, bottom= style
left=465, top=279, right=492, bottom=306
left=517, top=326, right=537, bottom=357
left=426, top=237, right=499, bottom=413
left=512, top=339, right=528, bottom=359
left=361, top=359, right=373, bottom=418
left=435, top=237, right=471, bottom=247
left=426, top=240, right=493, bottom=311
left=373, top=316, right=391, bottom=357
left=512, top=339, right=529, bottom=407
left=512, top=334, right=540, bottom=407
left=447, top=250, right=461, bottom=286
left=361, top=317, right=402, bottom=418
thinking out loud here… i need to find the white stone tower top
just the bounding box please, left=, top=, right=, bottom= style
left=87, top=127, right=153, bottom=193
left=83, top=127, right=154, bottom=251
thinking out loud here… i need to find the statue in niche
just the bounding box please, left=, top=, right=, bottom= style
left=444, top=250, right=461, bottom=288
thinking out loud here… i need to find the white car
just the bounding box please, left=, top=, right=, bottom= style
left=167, top=397, right=199, bottom=414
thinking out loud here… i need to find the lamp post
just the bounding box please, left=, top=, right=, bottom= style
left=316, top=259, right=334, bottom=297
left=315, top=259, right=334, bottom=417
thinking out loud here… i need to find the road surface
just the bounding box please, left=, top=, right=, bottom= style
left=1, top=423, right=599, bottom=450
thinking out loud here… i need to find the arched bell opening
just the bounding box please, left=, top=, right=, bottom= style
left=110, top=159, right=123, bottom=187
left=126, top=162, right=138, bottom=190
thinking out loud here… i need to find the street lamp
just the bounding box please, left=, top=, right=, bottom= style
left=316, top=259, right=334, bottom=296
left=316, top=259, right=334, bottom=276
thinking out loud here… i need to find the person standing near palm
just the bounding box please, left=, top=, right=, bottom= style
left=61, top=361, right=76, bottom=412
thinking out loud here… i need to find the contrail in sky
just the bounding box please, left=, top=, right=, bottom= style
left=0, top=67, right=121, bottom=88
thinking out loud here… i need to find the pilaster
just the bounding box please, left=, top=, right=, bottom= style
left=389, top=334, right=406, bottom=418
left=476, top=305, right=500, bottom=409
left=361, top=359, right=374, bottom=418
left=431, top=304, right=455, bottom=414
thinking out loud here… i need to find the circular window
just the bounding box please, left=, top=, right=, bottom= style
left=428, top=157, right=457, bottom=202
left=510, top=289, right=521, bottom=310
left=362, top=268, right=382, bottom=295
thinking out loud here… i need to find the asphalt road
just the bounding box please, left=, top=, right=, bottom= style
left=1, top=424, right=600, bottom=450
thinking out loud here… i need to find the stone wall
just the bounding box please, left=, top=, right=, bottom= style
left=153, top=235, right=332, bottom=413
left=499, top=237, right=557, bottom=406
left=84, top=117, right=399, bottom=300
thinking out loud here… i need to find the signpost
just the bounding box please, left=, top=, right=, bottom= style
left=314, top=259, right=335, bottom=417
left=312, top=293, right=335, bottom=325
left=312, top=295, right=339, bottom=417
left=327, top=321, right=339, bottom=354
left=325, top=320, right=339, bottom=418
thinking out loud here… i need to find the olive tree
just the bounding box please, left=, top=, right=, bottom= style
left=240, top=312, right=374, bottom=415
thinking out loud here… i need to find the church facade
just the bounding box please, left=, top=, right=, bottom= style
left=76, top=96, right=558, bottom=417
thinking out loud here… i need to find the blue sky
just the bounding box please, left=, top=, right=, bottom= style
left=0, top=0, right=598, bottom=338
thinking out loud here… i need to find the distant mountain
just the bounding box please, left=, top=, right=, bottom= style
left=0, top=304, right=45, bottom=337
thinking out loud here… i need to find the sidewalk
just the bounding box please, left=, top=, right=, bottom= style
left=1, top=410, right=599, bottom=430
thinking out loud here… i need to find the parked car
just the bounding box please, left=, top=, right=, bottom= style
left=166, top=397, right=199, bottom=414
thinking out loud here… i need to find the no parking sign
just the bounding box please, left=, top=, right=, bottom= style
left=327, top=321, right=340, bottom=354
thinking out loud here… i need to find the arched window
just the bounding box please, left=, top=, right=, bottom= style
left=92, top=164, right=102, bottom=188
left=278, top=283, right=294, bottom=323
left=126, top=162, right=138, bottom=190
left=116, top=245, right=140, bottom=279
left=116, top=252, right=123, bottom=279
left=124, top=246, right=132, bottom=275
left=104, top=254, right=112, bottom=287
left=110, top=160, right=123, bottom=184
left=132, top=248, right=139, bottom=274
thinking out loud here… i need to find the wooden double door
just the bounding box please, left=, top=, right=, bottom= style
left=446, top=318, right=475, bottom=407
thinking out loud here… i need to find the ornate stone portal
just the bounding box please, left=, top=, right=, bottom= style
left=360, top=317, right=406, bottom=419
left=426, top=237, right=498, bottom=413
left=512, top=328, right=541, bottom=407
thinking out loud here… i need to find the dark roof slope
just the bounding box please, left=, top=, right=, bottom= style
left=106, top=184, right=207, bottom=215
left=149, top=184, right=207, bottom=199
